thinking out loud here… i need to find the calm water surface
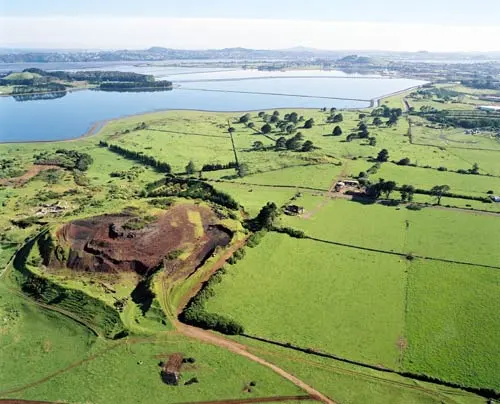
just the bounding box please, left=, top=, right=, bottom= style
left=0, top=68, right=425, bottom=142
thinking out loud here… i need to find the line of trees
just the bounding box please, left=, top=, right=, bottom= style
left=99, top=141, right=171, bottom=173
left=180, top=267, right=244, bottom=335
left=201, top=162, right=238, bottom=172
left=99, top=81, right=172, bottom=91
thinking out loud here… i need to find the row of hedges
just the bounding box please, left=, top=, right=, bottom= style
left=180, top=268, right=244, bottom=335
left=145, top=176, right=239, bottom=210
left=271, top=226, right=306, bottom=238
left=411, top=187, right=493, bottom=203
left=201, top=162, right=238, bottom=172
left=99, top=141, right=171, bottom=173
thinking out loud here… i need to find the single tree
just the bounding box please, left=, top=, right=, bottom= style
left=368, top=136, right=377, bottom=146
left=358, top=122, right=368, bottom=132
left=185, top=160, right=197, bottom=175
left=470, top=162, right=479, bottom=174
left=333, top=113, right=344, bottom=123
left=397, top=157, right=411, bottom=166
left=286, top=124, right=295, bottom=134
left=239, top=113, right=250, bottom=124
left=400, top=184, right=415, bottom=202
left=285, top=134, right=302, bottom=150
left=373, top=117, right=383, bottom=126
left=382, top=181, right=397, bottom=199
left=359, top=113, right=367, bottom=120
left=301, top=140, right=314, bottom=152
left=247, top=122, right=255, bottom=129
left=304, top=118, right=315, bottom=129
left=333, top=126, right=343, bottom=136
left=261, top=123, right=272, bottom=134
left=237, top=163, right=249, bottom=177
left=258, top=111, right=265, bottom=118
left=272, top=110, right=280, bottom=117
left=387, top=115, right=398, bottom=126
left=228, top=127, right=235, bottom=134
left=275, top=136, right=287, bottom=150
left=269, top=115, right=279, bottom=123
left=430, top=185, right=450, bottom=205
left=252, top=140, right=264, bottom=150
left=376, top=149, right=389, bottom=162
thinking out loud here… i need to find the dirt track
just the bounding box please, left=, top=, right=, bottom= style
left=178, top=395, right=317, bottom=404
left=0, top=165, right=60, bottom=187
left=177, top=323, right=336, bottom=404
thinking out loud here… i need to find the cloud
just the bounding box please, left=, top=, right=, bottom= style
left=0, top=16, right=499, bottom=52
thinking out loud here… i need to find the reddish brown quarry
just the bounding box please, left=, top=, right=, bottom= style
left=53, top=204, right=232, bottom=276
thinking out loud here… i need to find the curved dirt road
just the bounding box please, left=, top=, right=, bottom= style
left=177, top=323, right=336, bottom=404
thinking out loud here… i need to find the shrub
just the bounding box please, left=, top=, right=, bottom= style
left=406, top=203, right=422, bottom=211
left=438, top=166, right=448, bottom=171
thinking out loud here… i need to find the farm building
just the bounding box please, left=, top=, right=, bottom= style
left=335, top=179, right=359, bottom=191
left=490, top=195, right=500, bottom=203
left=285, top=205, right=304, bottom=215
left=161, top=353, right=184, bottom=385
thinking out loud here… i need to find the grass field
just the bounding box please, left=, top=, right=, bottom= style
left=237, top=337, right=485, bottom=404
left=205, top=232, right=407, bottom=369
left=0, top=282, right=99, bottom=393
left=404, top=260, right=500, bottom=389
left=280, top=197, right=500, bottom=267
left=3, top=333, right=303, bottom=403
left=374, top=163, right=500, bottom=197
left=0, top=81, right=498, bottom=401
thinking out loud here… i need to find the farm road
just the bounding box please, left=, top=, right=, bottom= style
left=176, top=323, right=336, bottom=404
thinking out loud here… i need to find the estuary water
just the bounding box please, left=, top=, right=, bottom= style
left=0, top=67, right=425, bottom=142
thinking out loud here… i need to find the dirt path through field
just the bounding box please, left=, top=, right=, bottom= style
left=302, top=164, right=348, bottom=219
left=179, top=395, right=317, bottom=404
left=177, top=323, right=335, bottom=404
left=0, top=165, right=60, bottom=187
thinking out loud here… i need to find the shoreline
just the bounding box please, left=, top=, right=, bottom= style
left=0, top=84, right=424, bottom=145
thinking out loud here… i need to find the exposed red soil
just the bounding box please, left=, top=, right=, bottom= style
left=0, top=165, right=60, bottom=187
left=53, top=204, right=232, bottom=276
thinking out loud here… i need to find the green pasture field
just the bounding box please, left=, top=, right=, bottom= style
left=205, top=232, right=407, bottom=369
left=374, top=163, right=500, bottom=197
left=0, top=282, right=99, bottom=393
left=211, top=181, right=297, bottom=216
left=4, top=333, right=303, bottom=404
left=280, top=197, right=500, bottom=267
left=411, top=194, right=500, bottom=213
left=236, top=337, right=485, bottom=404
left=411, top=121, right=500, bottom=153
left=404, top=260, right=500, bottom=390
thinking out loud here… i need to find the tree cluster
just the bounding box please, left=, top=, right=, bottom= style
left=146, top=176, right=239, bottom=210
left=34, top=149, right=93, bottom=171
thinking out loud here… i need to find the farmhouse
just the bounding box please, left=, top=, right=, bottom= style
left=161, top=353, right=184, bottom=385
left=285, top=205, right=304, bottom=215
left=335, top=179, right=359, bottom=192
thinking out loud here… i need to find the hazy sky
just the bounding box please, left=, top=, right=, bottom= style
left=1, top=0, right=499, bottom=51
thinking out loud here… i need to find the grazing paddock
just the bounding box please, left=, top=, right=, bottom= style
left=404, top=260, right=500, bottom=390
left=205, top=232, right=407, bottom=369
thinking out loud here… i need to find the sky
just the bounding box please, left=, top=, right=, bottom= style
left=1, top=0, right=499, bottom=52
